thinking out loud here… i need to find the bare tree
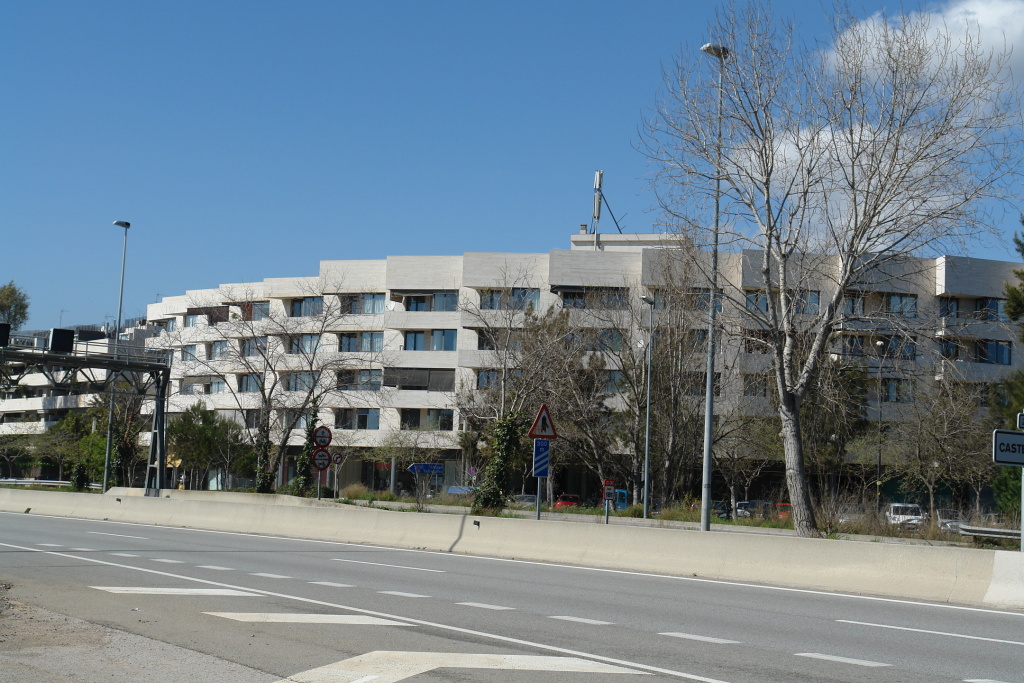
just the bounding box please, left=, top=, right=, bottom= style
left=642, top=3, right=1021, bottom=535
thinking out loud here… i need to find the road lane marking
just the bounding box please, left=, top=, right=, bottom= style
left=310, top=581, right=354, bottom=588
left=837, top=619, right=1024, bottom=646
left=794, top=653, right=890, bottom=667
left=250, top=573, right=291, bottom=579
left=964, top=679, right=1012, bottom=682
left=550, top=616, right=614, bottom=625
left=206, top=613, right=411, bottom=625
left=152, top=558, right=184, bottom=564
left=2, top=540, right=738, bottom=682
left=378, top=591, right=429, bottom=598
left=196, top=565, right=235, bottom=571
left=87, top=531, right=148, bottom=539
left=280, top=651, right=646, bottom=683
left=660, top=633, right=740, bottom=644
left=91, top=587, right=259, bottom=596
left=109, top=553, right=139, bottom=557
left=69, top=547, right=94, bottom=551
left=458, top=602, right=515, bottom=611
left=333, top=559, right=444, bottom=573
left=36, top=543, right=62, bottom=547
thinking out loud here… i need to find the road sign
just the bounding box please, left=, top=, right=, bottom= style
left=1017, top=412, right=1024, bottom=431
left=408, top=463, right=445, bottom=476
left=467, top=466, right=479, bottom=477
left=313, top=426, right=332, bottom=447
left=527, top=404, right=557, bottom=439
left=311, top=447, right=331, bottom=470
left=331, top=452, right=343, bottom=465
left=533, top=439, right=550, bottom=478
left=993, top=429, right=1024, bottom=466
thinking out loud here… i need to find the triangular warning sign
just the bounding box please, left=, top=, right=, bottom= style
left=527, top=404, right=558, bottom=439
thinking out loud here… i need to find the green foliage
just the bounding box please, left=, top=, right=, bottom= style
left=293, top=404, right=319, bottom=497
left=992, top=466, right=1022, bottom=517
left=472, top=413, right=525, bottom=513
left=167, top=403, right=253, bottom=489
left=0, top=281, right=29, bottom=330
left=69, top=460, right=90, bottom=491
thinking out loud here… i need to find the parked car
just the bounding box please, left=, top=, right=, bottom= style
left=935, top=508, right=962, bottom=532
left=554, top=494, right=581, bottom=510
left=836, top=504, right=867, bottom=525
left=886, top=503, right=926, bottom=529
left=734, top=500, right=774, bottom=519
left=512, top=494, right=537, bottom=508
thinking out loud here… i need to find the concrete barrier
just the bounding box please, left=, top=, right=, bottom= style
left=2, top=488, right=1021, bottom=609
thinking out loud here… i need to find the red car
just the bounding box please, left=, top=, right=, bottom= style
left=554, top=494, right=581, bottom=509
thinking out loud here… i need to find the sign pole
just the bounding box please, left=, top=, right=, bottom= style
left=527, top=405, right=557, bottom=522
left=536, top=473, right=542, bottom=521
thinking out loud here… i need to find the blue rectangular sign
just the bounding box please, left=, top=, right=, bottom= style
left=533, top=439, right=550, bottom=478
left=408, top=463, right=445, bottom=476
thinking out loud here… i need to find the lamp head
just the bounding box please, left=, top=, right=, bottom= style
left=113, top=220, right=131, bottom=229
left=700, top=43, right=730, bottom=60
left=641, top=295, right=656, bottom=306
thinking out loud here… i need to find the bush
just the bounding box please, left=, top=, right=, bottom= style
left=341, top=483, right=369, bottom=499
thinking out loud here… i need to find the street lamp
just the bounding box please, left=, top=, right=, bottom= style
left=874, top=338, right=886, bottom=510
left=641, top=295, right=655, bottom=519
left=102, top=220, right=131, bottom=493
left=699, top=42, right=729, bottom=532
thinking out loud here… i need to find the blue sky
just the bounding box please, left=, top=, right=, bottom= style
left=3, top=0, right=1023, bottom=331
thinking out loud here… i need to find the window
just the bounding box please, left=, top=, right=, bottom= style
left=383, top=367, right=454, bottom=391
left=434, top=291, right=458, bottom=311
left=240, top=301, right=269, bottom=321
left=743, top=329, right=772, bottom=353
left=794, top=290, right=820, bottom=315
left=477, top=330, right=496, bottom=350
left=431, top=329, right=457, bottom=351
left=743, top=374, right=769, bottom=397
left=561, top=291, right=587, bottom=309
left=184, top=314, right=201, bottom=328
left=285, top=371, right=318, bottom=392
left=209, top=380, right=227, bottom=394
left=340, top=331, right=383, bottom=352
left=336, top=408, right=380, bottom=430
left=400, top=408, right=421, bottom=429
left=404, top=291, right=457, bottom=311
left=480, top=290, right=503, bottom=310
left=683, top=372, right=721, bottom=396
left=239, top=373, right=262, bottom=393
left=975, top=340, right=1012, bottom=365
left=884, top=294, right=917, bottom=318
left=842, top=335, right=865, bottom=357
left=511, top=288, right=540, bottom=310
left=243, top=409, right=261, bottom=429
left=880, top=336, right=916, bottom=360
left=560, top=288, right=628, bottom=310
left=476, top=369, right=500, bottom=389
left=343, top=293, right=385, bottom=314
left=689, top=288, right=723, bottom=313
left=975, top=297, right=1007, bottom=321
left=603, top=370, right=623, bottom=394
left=288, top=334, right=320, bottom=354
left=281, top=410, right=309, bottom=430
left=182, top=345, right=197, bottom=361
left=338, top=369, right=383, bottom=391
left=686, top=329, right=709, bottom=352
left=209, top=340, right=229, bottom=360
left=242, top=336, right=267, bottom=357
left=426, top=408, right=454, bottom=430
left=290, top=297, right=323, bottom=317
left=843, top=296, right=864, bottom=317
left=163, top=318, right=177, bottom=332
left=940, top=340, right=960, bottom=360
left=404, top=331, right=425, bottom=350
left=939, top=297, right=959, bottom=319
left=597, top=329, right=624, bottom=352
left=745, top=291, right=768, bottom=313
left=881, top=378, right=912, bottom=403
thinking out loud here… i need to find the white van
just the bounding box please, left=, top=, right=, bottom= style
left=886, top=503, right=925, bottom=529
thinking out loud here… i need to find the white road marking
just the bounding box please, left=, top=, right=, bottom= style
left=310, top=581, right=354, bottom=588
left=280, top=651, right=646, bottom=683
left=964, top=679, right=1012, bottom=682
left=206, top=613, right=410, bottom=625
left=458, top=602, right=515, bottom=611
left=109, top=552, right=139, bottom=557
left=660, top=632, right=740, bottom=644
left=36, top=543, right=62, bottom=547
left=550, top=616, right=614, bottom=625
left=87, top=531, right=148, bottom=539
left=378, top=591, right=429, bottom=598
left=196, top=565, right=235, bottom=571
left=794, top=653, right=890, bottom=667
left=91, top=587, right=259, bottom=596
left=4, top=539, right=739, bottom=681
left=250, top=572, right=291, bottom=579
left=333, top=558, right=444, bottom=573
left=837, top=619, right=1024, bottom=646
left=69, top=547, right=94, bottom=551
left=152, top=558, right=183, bottom=564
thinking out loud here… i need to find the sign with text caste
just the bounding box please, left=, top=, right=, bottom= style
left=533, top=439, right=550, bottom=478
left=992, top=429, right=1024, bottom=466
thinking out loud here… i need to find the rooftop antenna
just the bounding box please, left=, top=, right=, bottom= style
left=589, top=170, right=625, bottom=239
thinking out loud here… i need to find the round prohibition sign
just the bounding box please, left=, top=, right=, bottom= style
left=313, top=426, right=332, bottom=447
left=331, top=452, right=343, bottom=465
left=311, top=447, right=331, bottom=470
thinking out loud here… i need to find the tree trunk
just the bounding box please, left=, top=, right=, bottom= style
left=779, top=395, right=819, bottom=537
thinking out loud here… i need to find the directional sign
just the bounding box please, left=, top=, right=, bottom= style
left=311, top=447, right=331, bottom=470
left=408, top=462, right=445, bottom=476
left=313, top=426, right=333, bottom=447
left=527, top=404, right=557, bottom=439
left=1017, top=412, right=1024, bottom=431
left=993, top=429, right=1024, bottom=466
left=532, top=438, right=550, bottom=478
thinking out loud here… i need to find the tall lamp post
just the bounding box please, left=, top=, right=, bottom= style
left=874, top=338, right=887, bottom=511
left=641, top=295, right=655, bottom=518
left=102, top=220, right=131, bottom=493
left=699, top=42, right=729, bottom=532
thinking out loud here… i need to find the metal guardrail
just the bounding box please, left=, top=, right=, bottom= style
left=0, top=479, right=100, bottom=491
left=958, top=524, right=1021, bottom=540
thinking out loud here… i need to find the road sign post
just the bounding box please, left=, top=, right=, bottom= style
left=602, top=478, right=615, bottom=524
left=528, top=405, right=558, bottom=521
left=311, top=447, right=331, bottom=500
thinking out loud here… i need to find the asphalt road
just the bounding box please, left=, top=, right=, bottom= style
left=1, top=511, right=1021, bottom=683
